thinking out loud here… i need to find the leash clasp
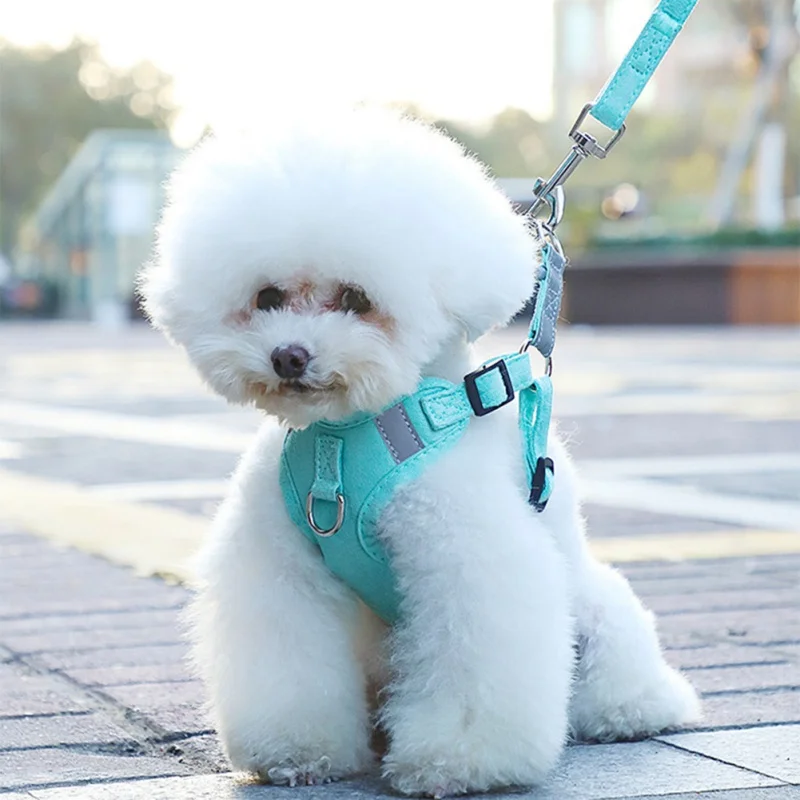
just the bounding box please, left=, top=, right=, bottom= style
left=569, top=103, right=626, bottom=159
left=306, top=492, right=345, bottom=537
left=528, top=103, right=626, bottom=226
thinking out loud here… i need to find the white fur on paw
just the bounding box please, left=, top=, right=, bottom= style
left=384, top=762, right=470, bottom=798
left=265, top=756, right=333, bottom=787
left=571, top=667, right=702, bottom=743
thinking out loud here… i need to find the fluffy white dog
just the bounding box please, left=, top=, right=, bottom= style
left=140, top=109, right=700, bottom=797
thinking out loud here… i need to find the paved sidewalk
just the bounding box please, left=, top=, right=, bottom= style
left=1, top=323, right=799, bottom=798
left=2, top=527, right=799, bottom=797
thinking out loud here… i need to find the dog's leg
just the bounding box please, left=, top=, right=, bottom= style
left=568, top=557, right=701, bottom=742
left=541, top=439, right=701, bottom=742
left=189, top=441, right=374, bottom=784
left=378, top=431, right=574, bottom=797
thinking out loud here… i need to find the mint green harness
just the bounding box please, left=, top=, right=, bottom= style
left=279, top=352, right=553, bottom=624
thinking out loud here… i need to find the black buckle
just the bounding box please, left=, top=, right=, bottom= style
left=464, top=359, right=514, bottom=417
left=529, top=457, right=555, bottom=512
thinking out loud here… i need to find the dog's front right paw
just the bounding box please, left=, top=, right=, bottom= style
left=383, top=759, right=471, bottom=798
left=260, top=755, right=335, bottom=787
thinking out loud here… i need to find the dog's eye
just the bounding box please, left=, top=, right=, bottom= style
left=339, top=286, right=373, bottom=315
left=255, top=286, right=285, bottom=311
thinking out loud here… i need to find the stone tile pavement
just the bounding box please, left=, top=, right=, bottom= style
left=1, top=527, right=799, bottom=797
left=1, top=323, right=799, bottom=798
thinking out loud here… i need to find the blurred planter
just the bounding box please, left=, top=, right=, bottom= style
left=730, top=250, right=800, bottom=324
left=563, top=231, right=799, bottom=325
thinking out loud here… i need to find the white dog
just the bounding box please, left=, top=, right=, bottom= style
left=140, top=109, right=700, bottom=797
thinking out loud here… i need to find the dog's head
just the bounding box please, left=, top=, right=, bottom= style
left=139, top=110, right=538, bottom=427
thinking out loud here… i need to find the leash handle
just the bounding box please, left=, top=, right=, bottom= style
left=591, top=0, right=700, bottom=132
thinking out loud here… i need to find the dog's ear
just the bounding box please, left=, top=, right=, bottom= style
left=410, top=144, right=540, bottom=343
left=448, top=283, right=533, bottom=343
left=438, top=223, right=539, bottom=344
left=135, top=256, right=182, bottom=340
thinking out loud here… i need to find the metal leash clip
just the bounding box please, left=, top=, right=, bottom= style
left=528, top=103, right=626, bottom=225
left=521, top=103, right=626, bottom=370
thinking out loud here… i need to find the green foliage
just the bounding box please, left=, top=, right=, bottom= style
left=591, top=226, right=800, bottom=250
left=433, top=108, right=548, bottom=178
left=0, top=39, right=175, bottom=254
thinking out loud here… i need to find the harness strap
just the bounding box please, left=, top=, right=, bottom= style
left=422, top=352, right=532, bottom=429
left=527, top=240, right=567, bottom=361
left=420, top=352, right=555, bottom=510
left=311, top=434, right=343, bottom=502
left=519, top=377, right=554, bottom=510
left=590, top=0, right=700, bottom=132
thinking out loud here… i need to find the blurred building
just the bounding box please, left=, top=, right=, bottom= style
left=24, top=130, right=180, bottom=322
left=552, top=0, right=615, bottom=132
left=649, top=3, right=752, bottom=114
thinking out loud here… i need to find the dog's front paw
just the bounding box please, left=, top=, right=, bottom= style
left=571, top=665, right=702, bottom=742
left=260, top=756, right=336, bottom=787
left=383, top=760, right=470, bottom=798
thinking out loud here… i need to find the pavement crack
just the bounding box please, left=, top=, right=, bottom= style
left=657, top=737, right=796, bottom=784
left=0, top=710, right=93, bottom=722
left=0, top=740, right=144, bottom=756
left=683, top=659, right=790, bottom=671
left=0, top=603, right=185, bottom=623
left=6, top=772, right=190, bottom=795
left=701, top=684, right=799, bottom=698
left=658, top=602, right=800, bottom=617
left=687, top=719, right=800, bottom=733
left=14, top=639, right=184, bottom=657
left=0, top=644, right=218, bottom=772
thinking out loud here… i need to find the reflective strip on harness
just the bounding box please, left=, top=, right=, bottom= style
left=375, top=405, right=424, bottom=464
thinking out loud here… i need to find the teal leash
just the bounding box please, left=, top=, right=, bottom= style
left=592, top=0, right=702, bottom=133
left=527, top=0, right=701, bottom=229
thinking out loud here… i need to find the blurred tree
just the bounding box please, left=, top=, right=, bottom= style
left=711, top=0, right=800, bottom=227
left=0, top=39, right=176, bottom=255
left=434, top=108, right=550, bottom=177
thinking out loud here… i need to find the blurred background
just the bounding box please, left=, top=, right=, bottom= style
left=0, top=0, right=798, bottom=325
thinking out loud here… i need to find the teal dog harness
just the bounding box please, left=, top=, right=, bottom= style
left=280, top=353, right=554, bottom=624
left=279, top=0, right=699, bottom=624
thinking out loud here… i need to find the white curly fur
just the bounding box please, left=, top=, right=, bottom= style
left=140, top=108, right=700, bottom=796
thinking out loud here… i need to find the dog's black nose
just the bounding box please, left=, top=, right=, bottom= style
left=271, top=345, right=310, bottom=379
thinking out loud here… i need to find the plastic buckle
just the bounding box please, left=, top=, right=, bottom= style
left=529, top=456, right=555, bottom=512
left=464, top=359, right=514, bottom=417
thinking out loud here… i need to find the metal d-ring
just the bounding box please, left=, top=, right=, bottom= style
left=519, top=340, right=553, bottom=377
left=306, top=492, right=345, bottom=537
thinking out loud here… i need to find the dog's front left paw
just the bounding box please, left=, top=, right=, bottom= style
left=261, top=756, right=335, bottom=787
left=571, top=665, right=702, bottom=743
